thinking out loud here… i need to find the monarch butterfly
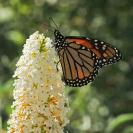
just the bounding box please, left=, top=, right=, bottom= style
left=54, top=29, right=122, bottom=87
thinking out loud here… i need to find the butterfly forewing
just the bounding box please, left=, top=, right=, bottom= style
left=66, top=37, right=122, bottom=68
left=90, top=39, right=122, bottom=68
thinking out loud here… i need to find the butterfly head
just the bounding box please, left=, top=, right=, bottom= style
left=54, top=30, right=64, bottom=40
left=54, top=30, right=65, bottom=50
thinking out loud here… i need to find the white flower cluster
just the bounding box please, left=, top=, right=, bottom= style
left=7, top=31, right=69, bottom=133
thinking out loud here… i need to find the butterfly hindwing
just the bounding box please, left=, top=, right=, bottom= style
left=58, top=43, right=98, bottom=87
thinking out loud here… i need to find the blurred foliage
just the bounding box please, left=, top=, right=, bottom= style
left=0, top=0, right=133, bottom=132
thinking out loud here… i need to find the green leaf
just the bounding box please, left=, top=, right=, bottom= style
left=106, top=113, right=133, bottom=133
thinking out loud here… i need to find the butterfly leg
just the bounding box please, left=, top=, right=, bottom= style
left=55, top=60, right=60, bottom=72
left=55, top=52, right=64, bottom=72
left=61, top=75, right=65, bottom=82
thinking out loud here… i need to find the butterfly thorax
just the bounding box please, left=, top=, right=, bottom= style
left=54, top=30, right=68, bottom=51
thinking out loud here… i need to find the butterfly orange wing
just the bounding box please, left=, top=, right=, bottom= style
left=65, top=37, right=122, bottom=68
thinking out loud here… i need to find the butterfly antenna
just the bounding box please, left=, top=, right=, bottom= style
left=49, top=17, right=59, bottom=30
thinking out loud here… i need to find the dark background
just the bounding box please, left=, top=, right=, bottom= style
left=0, top=0, right=133, bottom=132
